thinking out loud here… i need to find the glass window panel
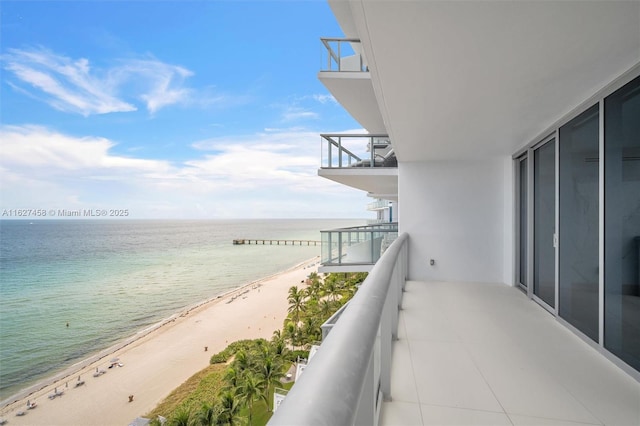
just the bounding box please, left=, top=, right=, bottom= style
left=534, top=140, right=556, bottom=307
left=605, top=75, right=640, bottom=371
left=559, top=104, right=599, bottom=341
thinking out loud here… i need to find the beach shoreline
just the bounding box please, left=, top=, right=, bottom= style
left=0, top=256, right=318, bottom=425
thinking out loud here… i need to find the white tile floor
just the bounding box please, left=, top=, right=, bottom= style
left=381, top=281, right=640, bottom=426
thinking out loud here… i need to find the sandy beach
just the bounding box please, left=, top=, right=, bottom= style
left=0, top=257, right=318, bottom=426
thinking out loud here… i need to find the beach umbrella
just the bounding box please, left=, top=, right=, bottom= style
left=110, top=357, right=120, bottom=363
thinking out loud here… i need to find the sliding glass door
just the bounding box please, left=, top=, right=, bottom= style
left=604, top=76, right=640, bottom=370
left=558, top=105, right=600, bottom=342
left=534, top=138, right=556, bottom=309
left=515, top=75, right=640, bottom=374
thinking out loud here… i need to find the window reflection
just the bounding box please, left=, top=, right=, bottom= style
left=605, top=76, right=640, bottom=370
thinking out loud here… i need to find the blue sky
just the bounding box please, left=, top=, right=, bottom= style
left=0, top=1, right=369, bottom=219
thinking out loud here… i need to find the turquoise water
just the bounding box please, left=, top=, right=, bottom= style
left=0, top=219, right=361, bottom=400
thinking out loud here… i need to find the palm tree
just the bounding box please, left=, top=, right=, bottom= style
left=257, top=355, right=285, bottom=411
left=196, top=402, right=220, bottom=426
left=323, top=279, right=340, bottom=303
left=218, top=391, right=242, bottom=426
left=287, top=285, right=301, bottom=300
left=283, top=321, right=299, bottom=349
left=168, top=407, right=192, bottom=426
left=237, top=372, right=266, bottom=425
left=305, top=275, right=323, bottom=300
left=223, top=367, right=240, bottom=390
left=270, top=331, right=289, bottom=358
left=301, top=316, right=321, bottom=345
left=287, top=286, right=306, bottom=324
left=318, top=299, right=334, bottom=319
left=341, top=281, right=357, bottom=300
left=233, top=350, right=250, bottom=373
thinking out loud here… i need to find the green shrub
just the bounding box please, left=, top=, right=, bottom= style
left=210, top=338, right=267, bottom=364
left=285, top=349, right=310, bottom=363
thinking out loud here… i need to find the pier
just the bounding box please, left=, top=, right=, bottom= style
left=233, top=239, right=320, bottom=246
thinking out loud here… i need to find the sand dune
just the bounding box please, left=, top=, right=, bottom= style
left=0, top=257, right=318, bottom=426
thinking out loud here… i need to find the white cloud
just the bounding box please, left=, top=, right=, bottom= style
left=1, top=47, right=210, bottom=116
left=3, top=48, right=136, bottom=115
left=0, top=125, right=368, bottom=218
left=312, top=94, right=337, bottom=104
left=112, top=58, right=194, bottom=114
left=187, top=129, right=333, bottom=193
left=282, top=106, right=319, bottom=122
left=0, top=125, right=172, bottom=175
left=275, top=94, right=341, bottom=123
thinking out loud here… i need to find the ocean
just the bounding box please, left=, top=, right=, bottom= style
left=0, top=218, right=362, bottom=401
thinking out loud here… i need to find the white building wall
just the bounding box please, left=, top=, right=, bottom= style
left=400, top=158, right=508, bottom=284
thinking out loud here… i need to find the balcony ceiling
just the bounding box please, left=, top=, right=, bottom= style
left=333, top=0, right=640, bottom=161
left=318, top=167, right=398, bottom=201
left=318, top=71, right=387, bottom=134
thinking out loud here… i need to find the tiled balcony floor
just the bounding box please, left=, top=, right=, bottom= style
left=381, top=281, right=640, bottom=426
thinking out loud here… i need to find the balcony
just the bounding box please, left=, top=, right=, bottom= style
left=366, top=218, right=389, bottom=225
left=318, top=134, right=398, bottom=199
left=321, top=38, right=366, bottom=72
left=367, top=199, right=391, bottom=211
left=318, top=38, right=386, bottom=133
left=319, top=223, right=398, bottom=273
left=269, top=235, right=640, bottom=426
left=321, top=134, right=396, bottom=169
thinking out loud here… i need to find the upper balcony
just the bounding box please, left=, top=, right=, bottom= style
left=318, top=38, right=386, bottom=134
left=318, top=134, right=398, bottom=200
left=367, top=199, right=391, bottom=211
left=321, top=38, right=366, bottom=72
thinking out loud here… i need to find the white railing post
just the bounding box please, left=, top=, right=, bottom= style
left=380, top=276, right=393, bottom=400
left=355, top=351, right=375, bottom=426
left=391, top=261, right=399, bottom=340
left=394, top=249, right=404, bottom=327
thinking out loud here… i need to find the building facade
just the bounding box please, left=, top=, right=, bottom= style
left=319, top=0, right=639, bottom=378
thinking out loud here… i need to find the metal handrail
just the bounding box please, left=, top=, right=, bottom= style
left=323, top=223, right=398, bottom=232
left=269, top=233, right=408, bottom=425
left=323, top=135, right=361, bottom=167
left=320, top=38, right=364, bottom=72
left=321, top=134, right=393, bottom=169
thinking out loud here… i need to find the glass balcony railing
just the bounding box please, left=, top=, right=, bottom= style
left=320, top=38, right=366, bottom=72
left=321, top=223, right=398, bottom=266
left=321, top=134, right=396, bottom=169
left=367, top=199, right=390, bottom=211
